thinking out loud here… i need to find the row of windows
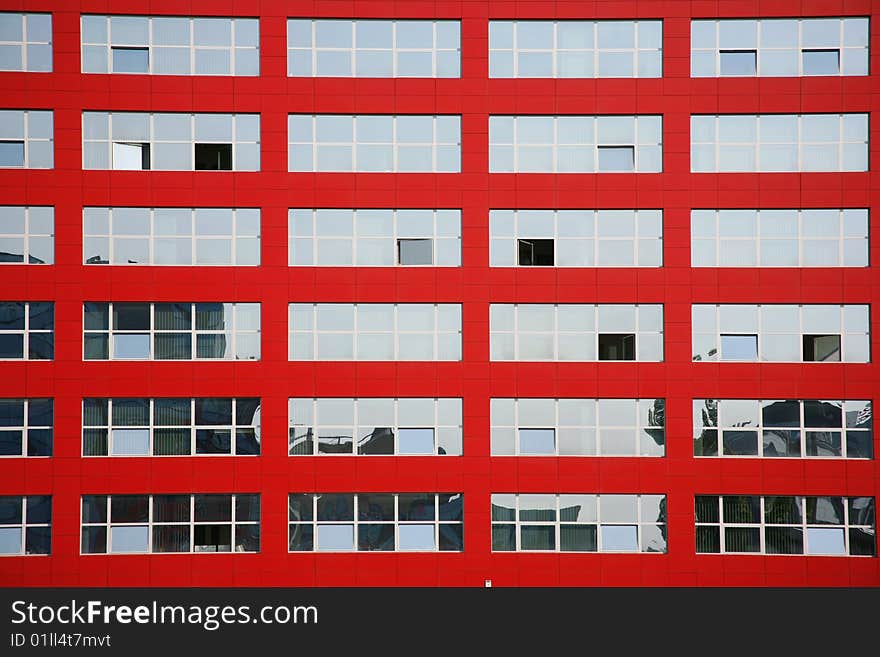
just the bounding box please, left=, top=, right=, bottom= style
left=2, top=302, right=872, bottom=363
left=2, top=495, right=875, bottom=556
left=3, top=14, right=870, bottom=79
left=2, top=206, right=871, bottom=269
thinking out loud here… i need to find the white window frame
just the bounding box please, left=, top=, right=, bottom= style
left=0, top=301, right=54, bottom=361
left=0, top=12, right=52, bottom=72
left=0, top=398, right=52, bottom=458
left=0, top=206, right=54, bottom=265
left=0, top=110, right=53, bottom=169
left=0, top=495, right=51, bottom=556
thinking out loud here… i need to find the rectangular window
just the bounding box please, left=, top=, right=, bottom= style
left=489, top=115, right=662, bottom=173
left=289, top=398, right=462, bottom=456
left=0, top=110, right=53, bottom=168
left=287, top=19, right=460, bottom=77
left=489, top=20, right=662, bottom=78
left=490, top=304, right=664, bottom=361
left=81, top=494, right=259, bottom=554
left=692, top=304, right=870, bottom=362
left=696, top=495, right=875, bottom=556
left=491, top=494, right=666, bottom=553
left=288, top=493, right=463, bottom=552
left=691, top=18, right=868, bottom=77
left=491, top=398, right=665, bottom=456
left=0, top=206, right=54, bottom=264
left=81, top=15, right=258, bottom=75
left=82, top=112, right=260, bottom=171
left=0, top=302, right=53, bottom=360
left=490, top=209, right=662, bottom=267
left=288, top=114, right=460, bottom=172
left=691, top=113, right=868, bottom=172
left=0, top=399, right=52, bottom=457
left=83, top=207, right=260, bottom=266
left=0, top=496, right=51, bottom=555
left=83, top=302, right=260, bottom=361
left=82, top=398, right=260, bottom=456
left=288, top=304, right=461, bottom=361
left=288, top=209, right=460, bottom=267
left=0, top=13, right=52, bottom=72
left=694, top=399, right=873, bottom=459
left=691, top=209, right=869, bottom=267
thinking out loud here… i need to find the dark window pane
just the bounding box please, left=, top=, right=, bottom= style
left=194, top=494, right=231, bottom=522
left=317, top=431, right=352, bottom=454
left=0, top=302, right=25, bottom=329
left=28, top=302, right=53, bottom=329
left=722, top=430, right=758, bottom=455
left=849, top=528, right=876, bottom=556
left=847, top=431, right=873, bottom=459
left=193, top=524, right=231, bottom=552
left=803, top=401, right=842, bottom=428
left=83, top=334, right=109, bottom=359
left=438, top=523, right=463, bottom=551
left=806, top=497, right=845, bottom=525
left=195, top=428, right=231, bottom=453
left=806, top=431, right=841, bottom=456
left=153, top=428, right=190, bottom=455
left=803, top=334, right=840, bottom=361
left=0, top=399, right=24, bottom=426
left=398, top=238, right=433, bottom=265
left=153, top=495, right=190, bottom=523
left=26, top=429, right=52, bottom=456
left=724, top=527, right=760, bottom=552
left=358, top=523, right=394, bottom=550
left=26, top=496, right=51, bottom=523
left=195, top=303, right=227, bottom=330
left=28, top=333, right=53, bottom=359
left=235, top=524, right=260, bottom=552
left=154, top=333, right=191, bottom=359
left=399, top=494, right=434, bottom=521
left=317, top=494, right=353, bottom=521
left=152, top=526, right=190, bottom=553
left=81, top=526, right=107, bottom=553
left=113, top=303, right=151, bottom=330
left=0, top=496, right=22, bottom=524
left=438, top=493, right=463, bottom=521
left=492, top=524, right=516, bottom=551
left=153, top=399, right=190, bottom=426
left=694, top=428, right=718, bottom=456
left=196, top=333, right=228, bottom=358
left=25, top=526, right=51, bottom=554
left=762, top=429, right=800, bottom=457
left=111, top=495, right=149, bottom=523
left=560, top=524, right=597, bottom=551
left=723, top=496, right=760, bottom=523
left=518, top=238, right=555, bottom=266
left=357, top=427, right=394, bottom=454
left=358, top=494, right=394, bottom=521
left=520, top=525, right=555, bottom=550
left=696, top=526, right=720, bottom=553
left=83, top=303, right=110, bottom=330
left=82, top=429, right=108, bottom=455
left=491, top=501, right=516, bottom=522
left=235, top=494, right=260, bottom=522
left=81, top=495, right=107, bottom=524
left=762, top=400, right=800, bottom=427
left=764, top=496, right=802, bottom=524
left=695, top=496, right=720, bottom=523
left=27, top=398, right=53, bottom=426
left=288, top=494, right=314, bottom=522
left=235, top=398, right=260, bottom=425
left=598, top=333, right=635, bottom=360
left=0, top=430, right=22, bottom=455
left=235, top=428, right=260, bottom=455
left=848, top=498, right=874, bottom=526
left=196, top=398, right=232, bottom=425
left=112, top=398, right=149, bottom=426
left=154, top=303, right=192, bottom=330
left=0, top=334, right=24, bottom=358
left=194, top=143, right=233, bottom=170
left=289, top=523, right=314, bottom=551
left=766, top=527, right=803, bottom=554
left=83, top=399, right=108, bottom=425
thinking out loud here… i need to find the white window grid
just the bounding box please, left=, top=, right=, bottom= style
left=489, top=209, right=663, bottom=267
left=691, top=304, right=870, bottom=362
left=288, top=208, right=461, bottom=267
left=0, top=495, right=51, bottom=556
left=288, top=303, right=462, bottom=361
left=82, top=207, right=260, bottom=266
left=0, top=13, right=52, bottom=72
left=287, top=19, right=460, bottom=77
left=489, top=115, right=662, bottom=173
left=690, top=113, right=868, bottom=172
left=0, top=301, right=53, bottom=361
left=288, top=114, right=461, bottom=172
left=490, top=493, right=667, bottom=553
left=288, top=397, right=463, bottom=456
left=690, top=209, right=869, bottom=267
left=0, top=110, right=53, bottom=168
left=0, top=398, right=52, bottom=458
left=82, top=398, right=260, bottom=457
left=80, top=494, right=259, bottom=554
left=489, top=20, right=662, bottom=78
left=82, top=302, right=261, bottom=361
left=489, top=304, right=664, bottom=362
left=695, top=495, right=875, bottom=556
left=80, top=15, right=259, bottom=75
left=490, top=398, right=665, bottom=457
left=82, top=112, right=260, bottom=171
left=691, top=18, right=869, bottom=77
left=0, top=206, right=54, bottom=265
left=693, top=399, right=873, bottom=459
left=288, top=493, right=464, bottom=552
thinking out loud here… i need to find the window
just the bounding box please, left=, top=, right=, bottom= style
left=83, top=398, right=260, bottom=456
left=0, top=110, right=53, bottom=168
left=694, top=399, right=873, bottom=459
left=289, top=398, right=462, bottom=456
left=489, top=20, right=662, bottom=78
left=691, top=209, right=869, bottom=267
left=289, top=209, right=460, bottom=267
left=691, top=18, right=868, bottom=77
left=289, top=304, right=461, bottom=361
left=288, top=114, right=460, bottom=172
left=288, top=493, right=463, bottom=552
left=82, top=112, right=260, bottom=171
left=0, top=206, right=53, bottom=264
left=0, top=496, right=51, bottom=555
left=491, top=398, right=665, bottom=456
left=491, top=494, right=666, bottom=552
left=490, top=304, right=663, bottom=361
left=288, top=19, right=460, bottom=77
left=696, top=495, right=875, bottom=556
left=0, top=399, right=52, bottom=457
left=691, top=113, right=868, bottom=172
left=490, top=209, right=662, bottom=267
left=0, top=13, right=52, bottom=72
left=83, top=207, right=260, bottom=266
left=81, top=15, right=259, bottom=75
left=692, top=304, right=869, bottom=362
left=81, top=494, right=259, bottom=554
left=83, top=302, right=260, bottom=361
left=489, top=115, right=662, bottom=172
left=0, top=302, right=53, bottom=360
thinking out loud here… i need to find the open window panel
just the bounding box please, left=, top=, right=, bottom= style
left=802, top=49, right=839, bottom=75
left=112, top=142, right=150, bottom=169
left=597, top=146, right=634, bottom=171
left=518, top=238, right=554, bottom=266
left=720, top=334, right=757, bottom=360
left=0, top=141, right=25, bottom=167
left=720, top=50, right=757, bottom=75
left=194, top=143, right=232, bottom=170
left=111, top=47, right=149, bottom=73
left=598, top=333, right=636, bottom=360
left=397, top=238, right=433, bottom=265
left=803, top=334, right=841, bottom=361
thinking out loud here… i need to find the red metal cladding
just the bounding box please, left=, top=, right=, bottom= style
left=0, top=0, right=878, bottom=587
